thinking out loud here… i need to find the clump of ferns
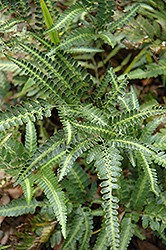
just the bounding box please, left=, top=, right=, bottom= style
left=1, top=1, right=166, bottom=250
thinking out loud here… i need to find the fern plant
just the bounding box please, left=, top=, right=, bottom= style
left=0, top=0, right=166, bottom=249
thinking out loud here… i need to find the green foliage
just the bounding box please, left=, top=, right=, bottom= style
left=35, top=168, right=67, bottom=238
left=0, top=1, right=166, bottom=250
left=0, top=198, right=40, bottom=216
left=116, top=0, right=166, bottom=82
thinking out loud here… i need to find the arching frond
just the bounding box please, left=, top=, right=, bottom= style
left=48, top=27, right=97, bottom=55
left=110, top=108, right=166, bottom=132
left=58, top=134, right=95, bottom=181
left=0, top=98, right=53, bottom=131
left=35, top=168, right=67, bottom=238
left=108, top=5, right=140, bottom=31
left=119, top=216, right=136, bottom=250
left=130, top=173, right=148, bottom=208
left=140, top=117, right=164, bottom=143
left=45, top=2, right=86, bottom=33
left=135, top=151, right=159, bottom=196
left=61, top=208, right=84, bottom=250
left=14, top=136, right=66, bottom=186
left=93, top=227, right=109, bottom=250
left=67, top=162, right=90, bottom=193
left=79, top=208, right=93, bottom=250
left=0, top=198, right=39, bottom=217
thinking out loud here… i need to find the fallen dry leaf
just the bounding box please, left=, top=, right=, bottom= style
left=6, top=186, right=23, bottom=199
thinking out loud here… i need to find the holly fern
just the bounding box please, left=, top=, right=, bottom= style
left=0, top=0, right=166, bottom=250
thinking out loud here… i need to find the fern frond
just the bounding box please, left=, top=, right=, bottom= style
left=45, top=2, right=86, bottom=33
left=112, top=137, right=156, bottom=154
left=6, top=45, right=92, bottom=103
left=66, top=104, right=110, bottom=128
left=61, top=208, right=84, bottom=250
left=151, top=151, right=166, bottom=168
left=109, top=5, right=140, bottom=31
left=58, top=135, right=95, bottom=181
left=79, top=208, right=93, bottom=249
left=126, top=60, right=166, bottom=80
left=66, top=118, right=114, bottom=137
left=130, top=173, right=148, bottom=208
left=110, top=108, right=166, bottom=132
left=20, top=176, right=34, bottom=205
left=119, top=216, right=136, bottom=250
left=0, top=198, right=39, bottom=217
left=25, top=119, right=37, bottom=155
left=105, top=71, right=128, bottom=109
left=0, top=19, right=24, bottom=31
left=142, top=201, right=166, bottom=231
left=93, top=227, right=109, bottom=250
left=0, top=60, right=19, bottom=72
left=67, top=162, right=90, bottom=193
left=0, top=98, right=53, bottom=131
left=136, top=14, right=154, bottom=39
left=135, top=151, right=159, bottom=196
left=95, top=67, right=119, bottom=100
left=98, top=32, right=116, bottom=48
left=48, top=27, right=97, bottom=55
left=4, top=54, right=65, bottom=102
left=29, top=31, right=52, bottom=49
left=116, top=175, right=130, bottom=205
left=35, top=168, right=67, bottom=238
left=95, top=0, right=115, bottom=29
left=140, top=117, right=164, bottom=143
left=62, top=163, right=90, bottom=203
left=93, top=146, right=122, bottom=249
left=14, top=136, right=66, bottom=186
left=40, top=222, right=56, bottom=244
left=0, top=132, right=12, bottom=148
